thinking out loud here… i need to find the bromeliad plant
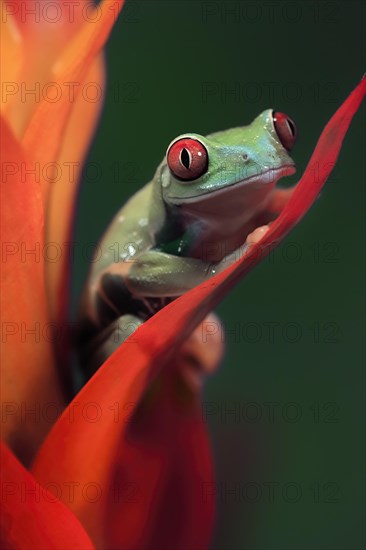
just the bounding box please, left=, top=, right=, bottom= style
left=0, top=0, right=365, bottom=548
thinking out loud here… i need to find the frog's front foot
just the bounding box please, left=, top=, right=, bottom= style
left=245, top=224, right=270, bottom=246
left=174, top=312, right=225, bottom=391
left=216, top=224, right=271, bottom=273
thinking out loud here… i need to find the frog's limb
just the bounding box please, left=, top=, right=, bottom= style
left=266, top=186, right=296, bottom=215
left=82, top=225, right=269, bottom=373
left=125, top=251, right=218, bottom=297
left=176, top=312, right=225, bottom=391
left=125, top=225, right=271, bottom=298
left=81, top=314, right=143, bottom=374
left=217, top=224, right=271, bottom=268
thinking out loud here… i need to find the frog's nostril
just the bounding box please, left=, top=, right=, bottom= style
left=242, top=153, right=249, bottom=161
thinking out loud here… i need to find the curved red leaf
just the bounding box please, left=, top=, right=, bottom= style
left=0, top=442, right=94, bottom=550
left=104, top=372, right=215, bottom=550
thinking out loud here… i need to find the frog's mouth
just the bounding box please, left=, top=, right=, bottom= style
left=170, top=165, right=296, bottom=204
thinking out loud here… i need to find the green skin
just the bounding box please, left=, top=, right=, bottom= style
left=79, top=109, right=296, bottom=372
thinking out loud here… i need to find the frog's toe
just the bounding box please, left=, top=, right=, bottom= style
left=245, top=224, right=270, bottom=246
left=175, top=312, right=225, bottom=391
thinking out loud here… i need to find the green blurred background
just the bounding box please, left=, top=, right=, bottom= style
left=72, top=1, right=365, bottom=548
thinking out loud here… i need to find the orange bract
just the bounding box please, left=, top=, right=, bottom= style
left=0, top=117, right=63, bottom=465
left=0, top=0, right=125, bottom=462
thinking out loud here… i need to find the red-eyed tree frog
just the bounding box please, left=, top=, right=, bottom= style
left=78, top=109, right=297, bottom=374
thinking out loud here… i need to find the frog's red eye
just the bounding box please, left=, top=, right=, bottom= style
left=273, top=112, right=297, bottom=151
left=167, top=138, right=208, bottom=181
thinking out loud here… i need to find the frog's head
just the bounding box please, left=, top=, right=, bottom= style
left=159, top=109, right=297, bottom=224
